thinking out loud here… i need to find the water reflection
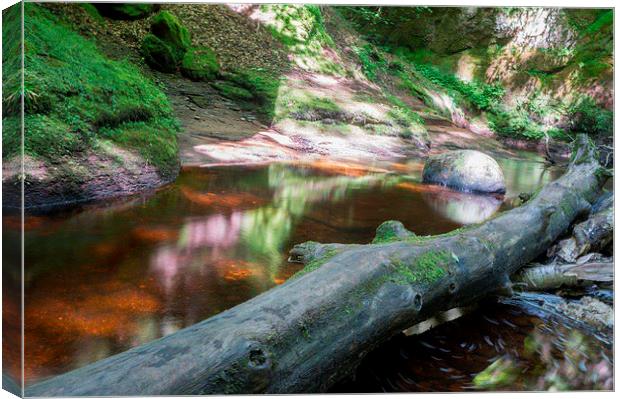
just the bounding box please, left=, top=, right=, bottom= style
left=6, top=154, right=562, bottom=385
left=422, top=191, right=503, bottom=225
left=496, top=156, right=560, bottom=198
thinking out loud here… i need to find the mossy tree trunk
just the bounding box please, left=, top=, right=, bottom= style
left=27, top=135, right=608, bottom=396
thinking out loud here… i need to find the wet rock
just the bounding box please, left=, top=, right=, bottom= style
left=422, top=150, right=506, bottom=194
left=2, top=145, right=171, bottom=211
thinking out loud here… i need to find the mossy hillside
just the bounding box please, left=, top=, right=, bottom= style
left=2, top=3, right=23, bottom=119
left=240, top=6, right=428, bottom=139
left=337, top=44, right=430, bottom=132
left=274, top=88, right=340, bottom=121
left=181, top=46, right=220, bottom=81
left=569, top=10, right=613, bottom=82
left=567, top=96, right=612, bottom=136
left=79, top=4, right=106, bottom=25
left=4, top=3, right=179, bottom=177
left=260, top=4, right=345, bottom=76
left=353, top=44, right=390, bottom=81
left=384, top=94, right=426, bottom=131
left=390, top=52, right=579, bottom=141
left=340, top=7, right=612, bottom=141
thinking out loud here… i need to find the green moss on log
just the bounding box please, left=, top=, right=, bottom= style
left=291, top=249, right=339, bottom=279
left=389, top=250, right=450, bottom=285
left=372, top=229, right=401, bottom=244
left=372, top=220, right=416, bottom=244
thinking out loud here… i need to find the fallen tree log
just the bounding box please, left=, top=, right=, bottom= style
left=27, top=135, right=609, bottom=396
left=549, top=192, right=613, bottom=262
left=513, top=255, right=613, bottom=291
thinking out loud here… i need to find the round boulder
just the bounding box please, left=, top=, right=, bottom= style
left=422, top=150, right=506, bottom=194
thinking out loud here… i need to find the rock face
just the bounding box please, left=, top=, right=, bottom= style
left=351, top=8, right=612, bottom=111
left=422, top=150, right=506, bottom=194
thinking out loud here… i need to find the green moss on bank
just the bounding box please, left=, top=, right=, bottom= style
left=181, top=46, right=219, bottom=81
left=219, top=68, right=282, bottom=118
left=212, top=82, right=253, bottom=100
left=150, top=10, right=191, bottom=57
left=3, top=3, right=179, bottom=177
left=142, top=34, right=179, bottom=72
left=142, top=10, right=193, bottom=73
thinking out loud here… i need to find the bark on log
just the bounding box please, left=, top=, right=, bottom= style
left=27, top=135, right=608, bottom=396
left=513, top=257, right=613, bottom=291
left=549, top=192, right=613, bottom=262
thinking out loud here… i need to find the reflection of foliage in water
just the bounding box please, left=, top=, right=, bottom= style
left=496, top=156, right=562, bottom=198
left=238, top=164, right=398, bottom=276
left=473, top=328, right=613, bottom=391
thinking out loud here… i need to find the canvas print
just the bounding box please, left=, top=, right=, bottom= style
left=1, top=1, right=614, bottom=396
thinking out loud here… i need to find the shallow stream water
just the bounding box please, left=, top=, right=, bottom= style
left=3, top=152, right=611, bottom=390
